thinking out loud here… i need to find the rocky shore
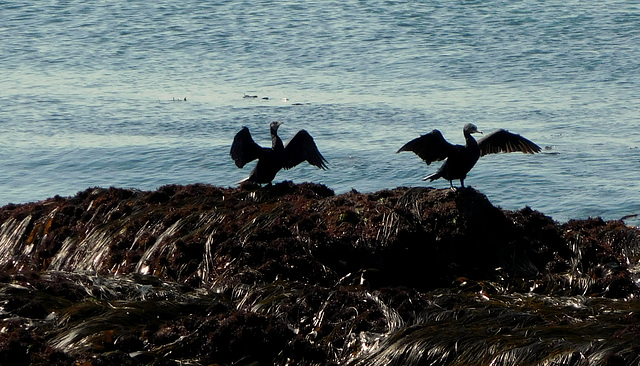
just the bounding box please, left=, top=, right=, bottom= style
left=0, top=182, right=639, bottom=365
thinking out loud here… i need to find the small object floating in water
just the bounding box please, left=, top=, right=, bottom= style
left=230, top=121, right=328, bottom=185
left=282, top=97, right=289, bottom=102
left=172, top=97, right=187, bottom=101
left=397, top=123, right=541, bottom=189
left=543, top=145, right=560, bottom=155
left=262, top=96, right=269, bottom=100
left=243, top=94, right=258, bottom=98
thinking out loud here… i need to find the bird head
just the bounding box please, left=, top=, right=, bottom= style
left=270, top=121, right=283, bottom=132
left=464, top=123, right=482, bottom=135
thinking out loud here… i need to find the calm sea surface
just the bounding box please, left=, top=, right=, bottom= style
left=1, top=0, right=639, bottom=224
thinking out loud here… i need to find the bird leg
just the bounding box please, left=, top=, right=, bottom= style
left=449, top=181, right=457, bottom=192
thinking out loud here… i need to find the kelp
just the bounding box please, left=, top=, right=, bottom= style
left=351, top=292, right=640, bottom=366
left=0, top=182, right=639, bottom=365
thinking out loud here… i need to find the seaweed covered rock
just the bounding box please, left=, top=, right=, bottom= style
left=0, top=182, right=640, bottom=365
left=0, top=183, right=562, bottom=290
left=0, top=182, right=637, bottom=294
left=312, top=187, right=517, bottom=289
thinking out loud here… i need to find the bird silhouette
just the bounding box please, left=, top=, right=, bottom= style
left=397, top=123, right=541, bottom=189
left=230, top=121, right=328, bottom=185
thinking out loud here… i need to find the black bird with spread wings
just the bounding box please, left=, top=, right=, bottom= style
left=397, top=123, right=541, bottom=189
left=230, top=121, right=328, bottom=184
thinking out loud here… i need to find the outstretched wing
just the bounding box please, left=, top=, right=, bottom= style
left=230, top=126, right=264, bottom=168
left=478, top=129, right=541, bottom=157
left=282, top=130, right=328, bottom=170
left=396, top=129, right=455, bottom=165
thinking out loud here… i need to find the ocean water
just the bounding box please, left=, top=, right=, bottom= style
left=1, top=0, right=639, bottom=224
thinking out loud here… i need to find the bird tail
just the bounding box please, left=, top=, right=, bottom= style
left=423, top=172, right=440, bottom=182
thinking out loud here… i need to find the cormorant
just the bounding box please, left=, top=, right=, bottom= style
left=230, top=121, right=328, bottom=184
left=397, top=123, right=541, bottom=189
